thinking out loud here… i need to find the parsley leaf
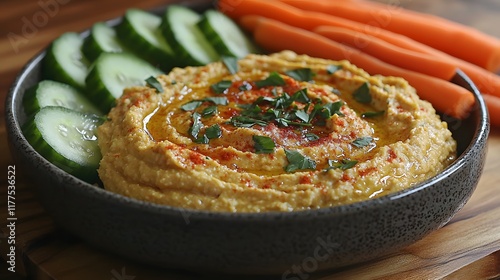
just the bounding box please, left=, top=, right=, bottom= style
left=292, top=88, right=310, bottom=103
left=255, top=72, right=286, bottom=88
left=285, top=68, right=314, bottom=82
left=202, top=106, right=218, bottom=117
left=326, top=65, right=342, bottom=74
left=305, top=133, right=320, bottom=141
left=205, top=124, right=222, bottom=139
left=204, top=96, right=228, bottom=106
left=181, top=100, right=203, bottom=111
left=324, top=159, right=358, bottom=171
left=253, top=135, right=275, bottom=154
left=362, top=111, right=385, bottom=118
left=295, top=110, right=310, bottom=123
left=353, top=82, right=372, bottom=104
left=352, top=136, right=374, bottom=148
left=145, top=76, right=163, bottom=93
left=222, top=56, right=238, bottom=75
left=284, top=149, right=317, bottom=172
left=210, top=80, right=232, bottom=94
left=188, top=112, right=203, bottom=139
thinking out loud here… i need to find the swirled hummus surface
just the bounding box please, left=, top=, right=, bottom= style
left=97, top=51, right=456, bottom=212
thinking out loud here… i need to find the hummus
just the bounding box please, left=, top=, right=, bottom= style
left=97, top=51, right=456, bottom=212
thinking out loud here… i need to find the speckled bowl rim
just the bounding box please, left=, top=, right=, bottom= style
left=5, top=8, right=489, bottom=223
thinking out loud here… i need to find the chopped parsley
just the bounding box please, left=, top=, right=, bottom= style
left=201, top=106, right=218, bottom=117
left=205, top=124, right=222, bottom=140
left=284, top=149, right=317, bottom=173
left=305, top=133, right=320, bottom=141
left=253, top=135, right=275, bottom=154
left=352, top=137, right=374, bottom=148
left=145, top=76, right=163, bottom=93
left=285, top=68, right=315, bottom=82
left=222, top=55, right=238, bottom=75
left=255, top=72, right=286, bottom=88
left=188, top=112, right=203, bottom=139
left=325, top=159, right=358, bottom=171
left=211, top=80, right=232, bottom=94
left=353, top=82, right=372, bottom=104
left=326, top=65, right=342, bottom=74
left=181, top=97, right=228, bottom=111
left=362, top=111, right=385, bottom=118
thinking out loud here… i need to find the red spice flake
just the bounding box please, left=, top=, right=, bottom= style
left=262, top=183, right=271, bottom=189
left=341, top=173, right=351, bottom=182
left=299, top=174, right=312, bottom=184
left=388, top=149, right=398, bottom=163
left=217, top=150, right=237, bottom=161
left=188, top=152, right=205, bottom=165
left=358, top=167, right=377, bottom=177
left=335, top=118, right=345, bottom=127
left=349, top=131, right=357, bottom=139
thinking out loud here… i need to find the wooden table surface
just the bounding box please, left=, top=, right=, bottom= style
left=1, top=0, right=500, bottom=279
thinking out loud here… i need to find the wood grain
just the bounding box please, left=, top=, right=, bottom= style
left=1, top=0, right=500, bottom=279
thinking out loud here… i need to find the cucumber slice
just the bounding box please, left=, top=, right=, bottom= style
left=42, top=32, right=89, bottom=89
left=82, top=22, right=126, bottom=62
left=197, top=10, right=258, bottom=58
left=23, top=80, right=102, bottom=117
left=22, top=106, right=103, bottom=183
left=160, top=5, right=219, bottom=66
left=85, top=52, right=163, bottom=112
left=116, top=9, right=176, bottom=70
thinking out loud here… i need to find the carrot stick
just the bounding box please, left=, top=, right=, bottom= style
left=247, top=16, right=474, bottom=119
left=483, top=95, right=500, bottom=127
left=228, top=0, right=500, bottom=99
left=277, top=0, right=500, bottom=72
left=312, top=26, right=457, bottom=81
left=313, top=26, right=500, bottom=99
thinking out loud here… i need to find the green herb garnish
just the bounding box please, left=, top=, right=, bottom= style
left=305, top=133, right=320, bottom=141
left=352, top=137, right=374, bottom=148
left=285, top=68, right=314, bottom=82
left=181, top=97, right=229, bottom=111
left=284, top=149, right=317, bottom=172
left=181, top=100, right=203, bottom=111
left=362, top=111, right=385, bottom=118
left=255, top=72, right=286, bottom=88
left=188, top=112, right=203, bottom=139
left=324, top=159, right=358, bottom=171
left=145, top=76, right=163, bottom=93
left=353, top=82, right=372, bottom=104
left=253, top=135, right=275, bottom=154
left=222, top=55, right=238, bottom=75
left=205, top=124, right=222, bottom=139
left=211, top=80, right=232, bottom=94
left=202, top=106, right=218, bottom=117
left=326, top=65, right=342, bottom=74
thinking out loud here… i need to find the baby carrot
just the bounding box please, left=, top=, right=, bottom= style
left=482, top=95, right=500, bottom=127
left=277, top=0, right=500, bottom=72
left=313, top=25, right=500, bottom=99
left=249, top=16, right=474, bottom=119
left=313, top=26, right=457, bottom=81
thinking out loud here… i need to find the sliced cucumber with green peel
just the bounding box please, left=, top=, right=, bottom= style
left=116, top=9, right=176, bottom=70
left=22, top=106, right=103, bottom=183
left=23, top=80, right=102, bottom=117
left=82, top=22, right=126, bottom=62
left=197, top=10, right=259, bottom=58
left=160, top=5, right=219, bottom=66
left=85, top=52, right=163, bottom=112
left=42, top=32, right=89, bottom=89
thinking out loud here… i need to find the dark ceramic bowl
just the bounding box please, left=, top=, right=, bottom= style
left=5, top=1, right=490, bottom=276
